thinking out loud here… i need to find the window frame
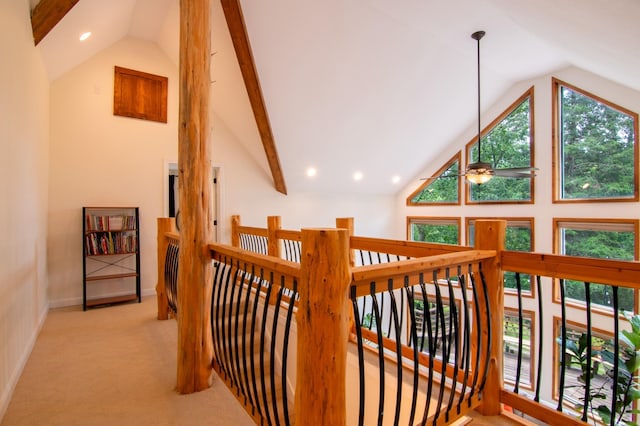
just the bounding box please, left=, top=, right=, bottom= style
left=407, top=216, right=461, bottom=246
left=552, top=217, right=639, bottom=313
left=465, top=88, right=535, bottom=205
left=466, top=217, right=535, bottom=297
left=552, top=78, right=639, bottom=203
left=407, top=152, right=461, bottom=206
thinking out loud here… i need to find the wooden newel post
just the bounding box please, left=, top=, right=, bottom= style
left=295, top=228, right=351, bottom=426
left=156, top=218, right=176, bottom=320
left=474, top=219, right=505, bottom=416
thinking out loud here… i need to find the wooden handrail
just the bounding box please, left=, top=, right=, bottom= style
left=502, top=250, right=640, bottom=289
left=350, top=250, right=495, bottom=297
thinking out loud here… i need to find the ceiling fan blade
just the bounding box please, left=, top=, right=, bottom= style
left=493, top=169, right=536, bottom=178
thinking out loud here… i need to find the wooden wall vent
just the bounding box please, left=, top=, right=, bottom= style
left=113, top=66, right=168, bottom=123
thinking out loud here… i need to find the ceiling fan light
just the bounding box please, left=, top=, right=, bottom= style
left=465, top=161, right=494, bottom=184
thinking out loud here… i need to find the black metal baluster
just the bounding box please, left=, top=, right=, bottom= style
left=445, top=269, right=460, bottom=421
left=535, top=275, right=543, bottom=403
left=557, top=279, right=567, bottom=412
left=370, top=282, right=385, bottom=426
left=456, top=269, right=471, bottom=414
left=240, top=265, right=256, bottom=411
left=468, top=267, right=482, bottom=406
left=583, top=282, right=592, bottom=423
left=281, top=278, right=297, bottom=426
left=610, top=285, right=619, bottom=426
left=387, top=279, right=403, bottom=426
left=351, top=285, right=366, bottom=426
left=269, top=280, right=284, bottom=426
left=404, top=278, right=419, bottom=426
left=433, top=271, right=448, bottom=424
left=513, top=272, right=524, bottom=394
left=259, top=272, right=274, bottom=426
left=477, top=266, right=492, bottom=394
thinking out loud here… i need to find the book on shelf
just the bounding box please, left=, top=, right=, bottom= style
left=86, top=214, right=136, bottom=231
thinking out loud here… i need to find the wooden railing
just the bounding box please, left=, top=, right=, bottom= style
left=156, top=215, right=640, bottom=425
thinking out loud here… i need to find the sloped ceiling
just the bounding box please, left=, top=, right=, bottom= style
left=33, top=0, right=640, bottom=195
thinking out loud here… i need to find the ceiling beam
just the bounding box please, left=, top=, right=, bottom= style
left=221, top=0, right=287, bottom=195
left=31, top=0, right=80, bottom=45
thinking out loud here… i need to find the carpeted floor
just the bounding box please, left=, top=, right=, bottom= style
left=1, top=297, right=254, bottom=426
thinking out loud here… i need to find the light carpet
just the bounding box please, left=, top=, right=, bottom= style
left=1, top=296, right=254, bottom=426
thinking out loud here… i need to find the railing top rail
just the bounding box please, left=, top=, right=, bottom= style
left=350, top=235, right=471, bottom=257
left=501, top=250, right=640, bottom=289
left=275, top=228, right=302, bottom=241
left=236, top=225, right=268, bottom=237
left=207, top=242, right=301, bottom=278
left=164, top=231, right=179, bottom=240
left=350, top=249, right=496, bottom=296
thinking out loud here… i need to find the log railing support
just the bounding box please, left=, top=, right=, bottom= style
left=156, top=218, right=176, bottom=320
left=295, top=228, right=351, bottom=425
left=231, top=214, right=240, bottom=247
left=474, top=219, right=506, bottom=415
left=176, top=0, right=213, bottom=394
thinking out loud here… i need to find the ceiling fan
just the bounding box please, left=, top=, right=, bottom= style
left=424, top=30, right=536, bottom=185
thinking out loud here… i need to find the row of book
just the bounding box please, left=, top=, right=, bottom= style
left=86, top=214, right=136, bottom=231
left=85, top=232, right=138, bottom=256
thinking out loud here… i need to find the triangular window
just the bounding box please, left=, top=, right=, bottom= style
left=407, top=153, right=461, bottom=205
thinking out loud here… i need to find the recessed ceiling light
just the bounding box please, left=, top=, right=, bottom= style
left=392, top=175, right=401, bottom=184
left=306, top=167, right=317, bottom=178
left=353, top=171, right=363, bottom=181
left=79, top=32, right=92, bottom=41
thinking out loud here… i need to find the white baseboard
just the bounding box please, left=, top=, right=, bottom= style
left=49, top=287, right=157, bottom=309
left=0, top=302, right=49, bottom=422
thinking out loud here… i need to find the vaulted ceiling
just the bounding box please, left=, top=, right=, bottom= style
left=32, top=0, right=640, bottom=195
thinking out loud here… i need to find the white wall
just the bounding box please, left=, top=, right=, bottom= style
left=395, top=66, right=640, bottom=249
left=0, top=0, right=50, bottom=418
left=210, top=112, right=396, bottom=241
left=48, top=37, right=179, bottom=307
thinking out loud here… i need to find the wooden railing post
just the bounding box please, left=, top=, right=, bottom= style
left=295, top=228, right=351, bottom=425
left=267, top=215, right=281, bottom=257
left=474, top=219, right=506, bottom=416
left=336, top=217, right=355, bottom=267
left=231, top=214, right=240, bottom=247
left=156, top=217, right=176, bottom=320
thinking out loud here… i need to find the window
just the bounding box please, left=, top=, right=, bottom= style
left=554, top=218, right=638, bottom=311
left=407, top=153, right=461, bottom=205
left=553, top=78, right=638, bottom=202
left=467, top=88, right=534, bottom=204
left=408, top=217, right=461, bottom=245
left=467, top=218, right=534, bottom=293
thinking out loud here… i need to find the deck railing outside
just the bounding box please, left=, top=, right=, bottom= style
left=157, top=215, right=640, bottom=426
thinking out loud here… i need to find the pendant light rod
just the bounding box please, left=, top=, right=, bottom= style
left=472, top=30, right=485, bottom=163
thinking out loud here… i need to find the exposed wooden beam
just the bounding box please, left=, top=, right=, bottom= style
left=31, top=0, right=80, bottom=45
left=221, top=0, right=288, bottom=195
left=176, top=0, right=213, bottom=394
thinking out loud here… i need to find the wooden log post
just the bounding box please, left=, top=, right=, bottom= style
left=474, top=219, right=505, bottom=415
left=295, top=228, right=351, bottom=425
left=267, top=216, right=282, bottom=304
left=156, top=218, right=176, bottom=320
left=335, top=217, right=355, bottom=267
left=176, top=0, right=213, bottom=394
left=231, top=214, right=240, bottom=247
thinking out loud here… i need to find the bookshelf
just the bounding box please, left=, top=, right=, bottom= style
left=82, top=206, right=141, bottom=310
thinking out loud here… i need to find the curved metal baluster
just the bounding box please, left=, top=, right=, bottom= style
left=370, top=282, right=385, bottom=426
left=557, top=279, right=567, bottom=412
left=513, top=272, right=524, bottom=394
left=404, top=278, right=419, bottom=426
left=387, top=279, right=403, bottom=426
left=351, top=285, right=366, bottom=426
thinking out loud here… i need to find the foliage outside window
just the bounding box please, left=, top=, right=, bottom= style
left=554, top=219, right=638, bottom=312
left=407, top=153, right=461, bottom=205
left=468, top=218, right=533, bottom=292
left=467, top=89, right=534, bottom=204
left=553, top=78, right=638, bottom=202
left=408, top=217, right=460, bottom=245
left=504, top=310, right=533, bottom=388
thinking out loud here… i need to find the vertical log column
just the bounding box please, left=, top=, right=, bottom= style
left=295, top=229, right=351, bottom=425
left=177, top=0, right=213, bottom=394
left=474, top=219, right=505, bottom=415
left=231, top=215, right=240, bottom=247
left=156, top=218, right=176, bottom=320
